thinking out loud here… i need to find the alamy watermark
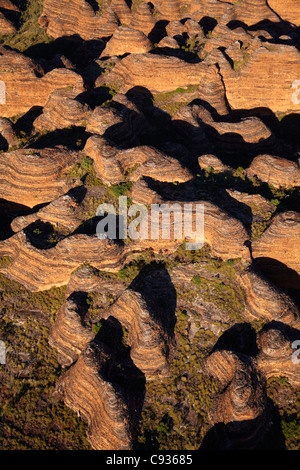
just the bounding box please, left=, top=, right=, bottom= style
left=96, top=197, right=204, bottom=250
left=0, top=340, right=6, bottom=365
left=292, top=340, right=300, bottom=364
left=0, top=80, right=5, bottom=105
left=291, top=80, right=300, bottom=105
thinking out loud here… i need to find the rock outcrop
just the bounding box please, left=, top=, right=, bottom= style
left=57, top=338, right=143, bottom=450
left=100, top=53, right=208, bottom=93
left=85, top=93, right=147, bottom=147
left=40, top=0, right=119, bottom=40
left=218, top=45, right=300, bottom=114
left=252, top=211, right=300, bottom=289
left=237, top=267, right=300, bottom=329
left=0, top=146, right=80, bottom=207
left=102, top=269, right=176, bottom=379
left=246, top=155, right=300, bottom=188
left=101, top=26, right=153, bottom=57
left=202, top=349, right=268, bottom=449
left=83, top=136, right=193, bottom=185
left=0, top=117, right=18, bottom=149
left=0, top=47, right=85, bottom=117
left=0, top=232, right=130, bottom=291
left=256, top=323, right=300, bottom=386
left=49, top=294, right=95, bottom=367
left=0, top=0, right=300, bottom=453
left=33, top=88, right=92, bottom=132
left=268, top=0, right=300, bottom=26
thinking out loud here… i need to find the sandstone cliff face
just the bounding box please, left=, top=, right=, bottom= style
left=237, top=267, right=300, bottom=329
left=85, top=93, right=147, bottom=148
left=0, top=117, right=18, bottom=149
left=83, top=137, right=193, bottom=185
left=256, top=323, right=300, bottom=386
left=0, top=11, right=16, bottom=35
left=103, top=267, right=176, bottom=379
left=0, top=0, right=19, bottom=34
left=202, top=349, right=268, bottom=449
left=49, top=294, right=95, bottom=367
left=0, top=232, right=130, bottom=291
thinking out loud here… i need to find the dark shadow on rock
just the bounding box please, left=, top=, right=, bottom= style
left=77, top=85, right=112, bottom=107
left=24, top=35, right=106, bottom=68
left=227, top=17, right=300, bottom=52
left=260, top=320, right=300, bottom=343
left=129, top=262, right=177, bottom=352
left=211, top=323, right=259, bottom=357
left=67, top=291, right=90, bottom=324
left=14, top=106, right=43, bottom=135
left=200, top=16, right=218, bottom=36
left=253, top=257, right=300, bottom=305
left=199, top=409, right=286, bottom=450
left=151, top=44, right=202, bottom=63
left=0, top=199, right=36, bottom=240
left=278, top=114, right=300, bottom=151
left=94, top=316, right=146, bottom=446
left=0, top=7, right=21, bottom=29
left=24, top=220, right=67, bottom=249
left=29, top=126, right=91, bottom=150
left=148, top=20, right=169, bottom=44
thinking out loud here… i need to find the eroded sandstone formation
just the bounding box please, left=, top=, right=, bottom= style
left=202, top=349, right=268, bottom=449
left=57, top=338, right=143, bottom=450
left=0, top=0, right=299, bottom=453
left=0, top=146, right=80, bottom=207
left=252, top=211, right=300, bottom=289
left=100, top=53, right=209, bottom=93
left=246, top=154, right=300, bottom=188
left=0, top=47, right=85, bottom=117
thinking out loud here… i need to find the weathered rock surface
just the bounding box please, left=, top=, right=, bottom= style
left=83, top=136, right=193, bottom=185
left=0, top=0, right=299, bottom=453
left=100, top=53, right=208, bottom=93
left=0, top=232, right=130, bottom=291
left=237, top=267, right=300, bottom=329
left=102, top=272, right=176, bottom=379
left=86, top=93, right=147, bottom=147
left=256, top=323, right=300, bottom=386
left=0, top=47, right=85, bottom=117
left=101, top=26, right=153, bottom=57
left=252, top=211, right=300, bottom=288
left=40, top=0, right=119, bottom=40
left=33, top=88, right=92, bottom=132
left=268, top=0, right=300, bottom=26
left=49, top=294, right=95, bottom=367
left=0, top=117, right=18, bottom=149
left=0, top=146, right=79, bottom=207
left=246, top=155, right=300, bottom=188
left=57, top=338, right=142, bottom=450
left=202, top=349, right=268, bottom=449
left=0, top=11, right=16, bottom=34
left=218, top=45, right=300, bottom=114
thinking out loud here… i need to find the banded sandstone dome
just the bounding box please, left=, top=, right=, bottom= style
left=0, top=0, right=299, bottom=452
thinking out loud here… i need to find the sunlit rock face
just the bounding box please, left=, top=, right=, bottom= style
left=0, top=0, right=299, bottom=452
